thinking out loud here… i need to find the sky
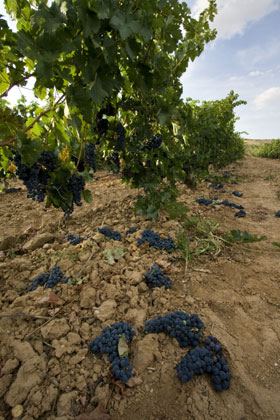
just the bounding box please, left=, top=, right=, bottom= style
left=181, top=0, right=280, bottom=139
left=1, top=0, right=280, bottom=139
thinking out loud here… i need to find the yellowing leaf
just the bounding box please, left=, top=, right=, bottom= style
left=7, top=163, right=16, bottom=173
left=59, top=146, right=70, bottom=162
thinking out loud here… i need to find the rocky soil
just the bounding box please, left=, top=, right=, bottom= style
left=0, top=143, right=279, bottom=420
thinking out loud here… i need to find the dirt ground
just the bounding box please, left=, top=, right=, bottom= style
left=0, top=141, right=279, bottom=420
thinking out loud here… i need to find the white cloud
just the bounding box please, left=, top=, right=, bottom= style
left=254, top=87, right=280, bottom=109
left=229, top=75, right=244, bottom=81
left=237, top=39, right=280, bottom=67
left=192, top=0, right=280, bottom=40
left=249, top=71, right=265, bottom=77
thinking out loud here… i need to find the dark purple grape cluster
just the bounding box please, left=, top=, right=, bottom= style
left=68, top=174, right=85, bottom=206
left=37, top=151, right=58, bottom=171
left=98, top=226, right=122, bottom=241
left=64, top=203, right=74, bottom=219
left=109, top=152, right=120, bottom=172
left=210, top=354, right=231, bottom=391
left=196, top=198, right=213, bottom=206
left=97, top=118, right=109, bottom=137
left=137, top=229, right=176, bottom=250
left=66, top=234, right=94, bottom=245
left=125, top=227, right=137, bottom=235
left=144, top=264, right=172, bottom=289
left=85, top=143, right=97, bottom=172
left=66, top=234, right=84, bottom=245
left=4, top=187, right=22, bottom=194
left=204, top=336, right=222, bottom=353
left=13, top=151, right=49, bottom=203
left=146, top=133, right=162, bottom=150
left=210, top=182, right=224, bottom=190
left=27, top=266, right=69, bottom=292
left=27, top=273, right=49, bottom=292
left=89, top=322, right=135, bottom=383
left=216, top=199, right=244, bottom=210
left=115, top=123, right=126, bottom=152
left=235, top=210, right=246, bottom=217
left=177, top=335, right=231, bottom=392
left=177, top=346, right=214, bottom=382
left=97, top=104, right=115, bottom=118
left=232, top=190, right=243, bottom=197
left=144, top=311, right=204, bottom=347
left=197, top=197, right=245, bottom=211
left=112, top=357, right=133, bottom=383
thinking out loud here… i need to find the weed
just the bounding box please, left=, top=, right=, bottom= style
left=265, top=173, right=275, bottom=181
left=67, top=277, right=83, bottom=286
left=176, top=217, right=223, bottom=264
left=176, top=230, right=191, bottom=266
left=68, top=250, right=79, bottom=262
left=224, top=230, right=267, bottom=244
left=7, top=246, right=16, bottom=259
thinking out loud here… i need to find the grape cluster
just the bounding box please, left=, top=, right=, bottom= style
left=137, top=229, right=176, bottom=250
left=115, top=123, right=126, bottom=152
left=197, top=197, right=244, bottom=211
left=275, top=211, right=280, bottom=218
left=125, top=227, right=137, bottom=235
left=216, top=199, right=244, bottom=210
left=196, top=198, right=212, bottom=206
left=64, top=203, right=74, bottom=219
left=85, top=143, right=97, bottom=172
left=144, top=311, right=204, bottom=347
left=66, top=234, right=94, bottom=245
left=109, top=152, right=120, bottom=172
left=204, top=335, right=222, bottom=353
left=98, top=226, right=122, bottom=241
left=89, top=322, right=135, bottom=383
left=145, top=133, right=162, bottom=150
left=27, top=266, right=69, bottom=292
left=177, top=346, right=214, bottom=382
left=97, top=118, right=109, bottom=137
left=4, top=187, right=22, bottom=194
left=232, top=190, right=243, bottom=197
left=144, top=264, right=172, bottom=289
left=112, top=357, right=133, bottom=383
left=210, top=355, right=231, bottom=391
left=13, top=151, right=49, bottom=203
left=97, top=104, right=115, bottom=118
left=177, top=336, right=231, bottom=392
left=37, top=151, right=58, bottom=171
left=210, top=182, right=224, bottom=190
left=68, top=174, right=85, bottom=206
left=66, top=234, right=84, bottom=245
left=235, top=210, right=246, bottom=217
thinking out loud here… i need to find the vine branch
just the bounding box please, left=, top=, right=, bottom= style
left=0, top=93, right=66, bottom=147
left=0, top=73, right=34, bottom=99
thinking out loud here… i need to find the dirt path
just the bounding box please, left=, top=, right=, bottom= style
left=0, top=144, right=279, bottom=420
